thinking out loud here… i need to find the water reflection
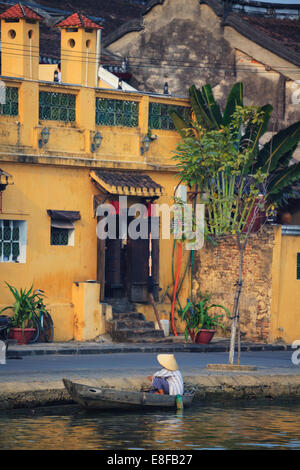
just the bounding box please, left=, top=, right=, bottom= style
left=0, top=402, right=300, bottom=450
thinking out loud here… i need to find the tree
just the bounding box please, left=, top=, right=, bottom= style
left=171, top=84, right=300, bottom=364
left=170, top=83, right=300, bottom=209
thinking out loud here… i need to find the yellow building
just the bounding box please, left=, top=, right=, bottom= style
left=0, top=3, right=299, bottom=345
left=0, top=3, right=191, bottom=342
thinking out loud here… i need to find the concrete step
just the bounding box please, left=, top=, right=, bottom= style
left=105, top=298, right=136, bottom=314
left=112, top=312, right=146, bottom=321
left=110, top=319, right=155, bottom=331
left=124, top=336, right=176, bottom=344
left=112, top=328, right=165, bottom=343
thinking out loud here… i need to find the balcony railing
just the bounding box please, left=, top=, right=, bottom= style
left=95, top=97, right=139, bottom=127
left=39, top=91, right=76, bottom=122
left=148, top=102, right=191, bottom=131
left=0, top=86, right=18, bottom=116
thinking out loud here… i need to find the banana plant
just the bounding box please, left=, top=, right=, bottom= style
left=170, top=82, right=300, bottom=207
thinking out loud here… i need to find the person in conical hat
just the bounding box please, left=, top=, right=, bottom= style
left=147, top=354, right=184, bottom=395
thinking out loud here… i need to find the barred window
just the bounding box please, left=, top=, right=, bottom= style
left=48, top=210, right=80, bottom=246
left=149, top=102, right=191, bottom=130
left=0, top=86, right=19, bottom=116
left=39, top=91, right=76, bottom=122
left=96, top=98, right=139, bottom=127
left=0, top=220, right=26, bottom=262
left=50, top=227, right=70, bottom=246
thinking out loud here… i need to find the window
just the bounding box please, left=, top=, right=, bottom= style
left=297, top=253, right=300, bottom=280
left=51, top=227, right=74, bottom=246
left=48, top=210, right=80, bottom=246
left=0, top=220, right=26, bottom=263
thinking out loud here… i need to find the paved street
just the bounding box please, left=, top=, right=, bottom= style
left=1, top=351, right=299, bottom=383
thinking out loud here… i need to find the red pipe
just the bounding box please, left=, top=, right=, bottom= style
left=171, top=241, right=182, bottom=336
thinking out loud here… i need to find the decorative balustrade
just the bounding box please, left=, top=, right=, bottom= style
left=95, top=97, right=139, bottom=127
left=39, top=91, right=76, bottom=122
left=148, top=102, right=191, bottom=131
left=0, top=86, right=18, bottom=116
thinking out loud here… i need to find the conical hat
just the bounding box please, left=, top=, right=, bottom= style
left=157, top=354, right=178, bottom=371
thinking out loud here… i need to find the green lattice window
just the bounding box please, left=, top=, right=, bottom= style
left=96, top=98, right=139, bottom=127
left=297, top=253, right=300, bottom=280
left=0, top=87, right=19, bottom=116
left=39, top=91, right=76, bottom=122
left=51, top=227, right=69, bottom=246
left=0, top=220, right=21, bottom=262
left=149, top=102, right=191, bottom=130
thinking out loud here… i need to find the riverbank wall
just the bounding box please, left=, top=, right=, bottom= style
left=1, top=375, right=300, bottom=410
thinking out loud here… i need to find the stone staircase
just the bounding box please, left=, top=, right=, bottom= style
left=105, top=297, right=167, bottom=343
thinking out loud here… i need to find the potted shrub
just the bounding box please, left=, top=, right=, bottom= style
left=179, top=293, right=231, bottom=344
left=0, top=283, right=39, bottom=345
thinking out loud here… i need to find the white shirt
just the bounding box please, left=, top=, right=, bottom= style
left=153, top=368, right=184, bottom=395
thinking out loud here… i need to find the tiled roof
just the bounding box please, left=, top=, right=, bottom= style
left=0, top=3, right=43, bottom=21
left=90, top=170, right=164, bottom=197
left=56, top=12, right=102, bottom=30
left=238, top=15, right=300, bottom=56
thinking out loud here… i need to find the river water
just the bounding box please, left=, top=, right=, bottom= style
left=1, top=401, right=300, bottom=450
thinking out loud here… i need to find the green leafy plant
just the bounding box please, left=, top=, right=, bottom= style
left=170, top=82, right=300, bottom=208
left=0, top=283, right=45, bottom=332
left=178, top=293, right=231, bottom=342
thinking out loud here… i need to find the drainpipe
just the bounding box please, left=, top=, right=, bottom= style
left=95, top=28, right=101, bottom=87
left=29, top=38, right=32, bottom=80
left=86, top=48, right=89, bottom=87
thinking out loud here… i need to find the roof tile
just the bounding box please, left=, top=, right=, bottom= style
left=0, top=3, right=43, bottom=21
left=56, top=12, right=102, bottom=30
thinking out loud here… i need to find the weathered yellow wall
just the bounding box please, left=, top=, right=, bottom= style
left=0, top=8, right=190, bottom=342
left=0, top=75, right=189, bottom=341
left=72, top=282, right=105, bottom=341
left=0, top=162, right=99, bottom=341
left=39, top=64, right=57, bottom=82
left=270, top=227, right=300, bottom=343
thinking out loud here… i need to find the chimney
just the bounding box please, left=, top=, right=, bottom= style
left=56, top=12, right=102, bottom=87
left=0, top=2, right=43, bottom=80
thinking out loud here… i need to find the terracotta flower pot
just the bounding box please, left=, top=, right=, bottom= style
left=191, top=329, right=216, bottom=344
left=9, top=327, right=36, bottom=345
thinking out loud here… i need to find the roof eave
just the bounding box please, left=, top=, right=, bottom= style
left=225, top=13, right=300, bottom=69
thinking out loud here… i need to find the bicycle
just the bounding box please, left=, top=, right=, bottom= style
left=29, top=289, right=54, bottom=343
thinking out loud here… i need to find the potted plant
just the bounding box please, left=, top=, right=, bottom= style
left=0, top=283, right=40, bottom=345
left=178, top=293, right=231, bottom=344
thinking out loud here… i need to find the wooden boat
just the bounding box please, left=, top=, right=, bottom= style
left=62, top=378, right=194, bottom=410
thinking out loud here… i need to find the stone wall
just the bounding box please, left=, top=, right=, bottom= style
left=192, top=226, right=275, bottom=342
left=106, top=0, right=300, bottom=138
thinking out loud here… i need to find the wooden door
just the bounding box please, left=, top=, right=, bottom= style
left=128, top=217, right=159, bottom=303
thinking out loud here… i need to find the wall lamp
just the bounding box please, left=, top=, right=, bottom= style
left=38, top=127, right=50, bottom=148
left=91, top=131, right=103, bottom=152
left=140, top=133, right=158, bottom=156
left=140, top=135, right=151, bottom=155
